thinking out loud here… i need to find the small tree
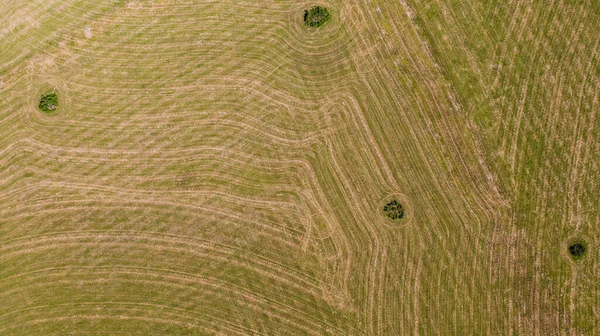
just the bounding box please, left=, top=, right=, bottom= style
left=383, top=199, right=404, bottom=220
left=39, top=92, right=59, bottom=113
left=569, top=242, right=586, bottom=259
left=304, top=6, right=331, bottom=27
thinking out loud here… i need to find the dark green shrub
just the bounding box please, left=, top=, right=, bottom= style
left=39, top=92, right=59, bottom=113
left=383, top=199, right=404, bottom=220
left=304, top=6, right=331, bottom=27
left=569, top=242, right=586, bottom=259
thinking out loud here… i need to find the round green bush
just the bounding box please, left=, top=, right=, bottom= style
left=383, top=199, right=404, bottom=220
left=568, top=242, right=586, bottom=259
left=39, top=92, right=59, bottom=113
left=304, top=6, right=331, bottom=27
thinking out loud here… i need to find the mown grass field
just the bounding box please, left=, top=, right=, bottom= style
left=1, top=0, right=598, bottom=334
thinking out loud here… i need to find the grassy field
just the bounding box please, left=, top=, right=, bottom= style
left=1, top=0, right=598, bottom=334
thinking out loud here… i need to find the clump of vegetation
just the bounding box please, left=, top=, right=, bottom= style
left=39, top=92, right=59, bottom=113
left=569, top=242, right=586, bottom=259
left=383, top=199, right=404, bottom=220
left=39, top=92, right=58, bottom=112
left=304, top=6, right=331, bottom=27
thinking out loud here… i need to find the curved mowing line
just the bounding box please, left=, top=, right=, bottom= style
left=0, top=273, right=348, bottom=334
left=0, top=305, right=254, bottom=335
left=0, top=233, right=322, bottom=289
